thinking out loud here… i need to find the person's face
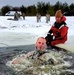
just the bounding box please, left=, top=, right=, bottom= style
left=36, top=38, right=46, bottom=51
left=56, top=17, right=61, bottom=23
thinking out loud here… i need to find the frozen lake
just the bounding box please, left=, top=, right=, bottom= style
left=0, top=16, right=74, bottom=75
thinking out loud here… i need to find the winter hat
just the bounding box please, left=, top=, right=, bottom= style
left=55, top=10, right=63, bottom=18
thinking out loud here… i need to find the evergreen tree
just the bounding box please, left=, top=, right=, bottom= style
left=1, top=5, right=10, bottom=15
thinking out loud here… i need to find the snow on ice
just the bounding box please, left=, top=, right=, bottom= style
left=0, top=16, right=74, bottom=47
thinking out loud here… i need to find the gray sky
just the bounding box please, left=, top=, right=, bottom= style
left=0, top=0, right=74, bottom=8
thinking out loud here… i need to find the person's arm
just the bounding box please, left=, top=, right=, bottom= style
left=47, top=23, right=56, bottom=35
left=56, top=26, right=68, bottom=39
left=12, top=51, right=34, bottom=64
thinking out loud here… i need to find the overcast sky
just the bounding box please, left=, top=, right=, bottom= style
left=0, top=0, right=74, bottom=8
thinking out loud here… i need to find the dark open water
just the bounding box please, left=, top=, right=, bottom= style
left=0, top=45, right=35, bottom=75
left=0, top=45, right=74, bottom=75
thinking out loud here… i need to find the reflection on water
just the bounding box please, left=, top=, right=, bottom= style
left=6, top=48, right=74, bottom=75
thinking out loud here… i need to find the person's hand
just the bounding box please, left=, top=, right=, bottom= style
left=12, top=60, right=20, bottom=64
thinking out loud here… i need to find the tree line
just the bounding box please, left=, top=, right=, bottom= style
left=0, top=1, right=74, bottom=16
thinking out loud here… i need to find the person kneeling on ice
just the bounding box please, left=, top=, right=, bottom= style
left=12, top=37, right=48, bottom=64
left=45, top=10, right=68, bottom=47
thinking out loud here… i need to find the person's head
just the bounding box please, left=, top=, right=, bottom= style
left=35, top=37, right=46, bottom=51
left=55, top=10, right=63, bottom=23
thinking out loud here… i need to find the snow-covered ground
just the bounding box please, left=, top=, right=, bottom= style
left=0, top=16, right=74, bottom=51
